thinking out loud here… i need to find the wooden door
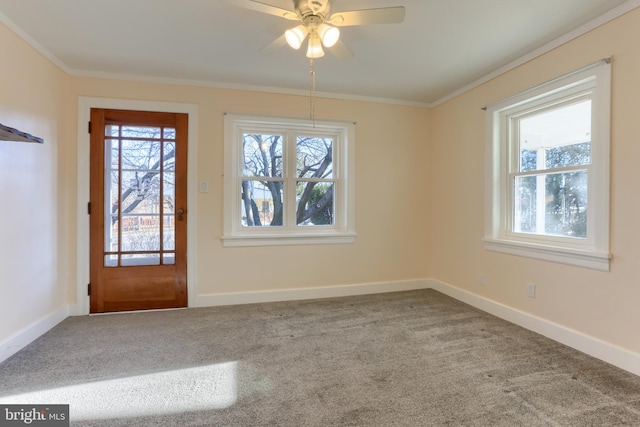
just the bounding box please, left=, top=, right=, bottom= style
left=89, top=109, right=188, bottom=313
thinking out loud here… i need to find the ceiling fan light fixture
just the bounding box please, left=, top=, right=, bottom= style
left=306, top=34, right=324, bottom=58
left=317, top=23, right=339, bottom=48
left=285, top=25, right=308, bottom=49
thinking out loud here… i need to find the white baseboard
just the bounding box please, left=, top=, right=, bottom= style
left=192, top=279, right=432, bottom=307
left=0, top=306, right=70, bottom=364
left=427, top=279, right=640, bottom=377
left=4, top=281, right=639, bottom=379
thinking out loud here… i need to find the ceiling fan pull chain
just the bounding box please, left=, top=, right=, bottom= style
left=309, top=58, right=316, bottom=127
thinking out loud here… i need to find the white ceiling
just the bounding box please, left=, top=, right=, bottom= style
left=0, top=0, right=635, bottom=105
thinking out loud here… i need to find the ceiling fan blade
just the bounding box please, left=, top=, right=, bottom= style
left=328, top=6, right=406, bottom=26
left=327, top=40, right=354, bottom=60
left=260, top=34, right=288, bottom=55
left=225, top=0, right=298, bottom=20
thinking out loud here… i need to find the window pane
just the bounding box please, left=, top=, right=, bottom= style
left=297, top=136, right=333, bottom=179
left=545, top=171, right=588, bottom=238
left=520, top=149, right=537, bottom=172
left=242, top=134, right=283, bottom=178
left=513, top=176, right=537, bottom=233
left=296, top=182, right=334, bottom=226
left=240, top=180, right=284, bottom=227
left=513, top=171, right=587, bottom=238
left=519, top=100, right=591, bottom=171
left=545, top=142, right=591, bottom=169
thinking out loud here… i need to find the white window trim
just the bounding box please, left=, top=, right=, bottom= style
left=483, top=59, right=611, bottom=271
left=223, top=113, right=356, bottom=247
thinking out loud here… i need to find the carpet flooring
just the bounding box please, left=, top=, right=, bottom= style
left=1, top=289, right=639, bottom=426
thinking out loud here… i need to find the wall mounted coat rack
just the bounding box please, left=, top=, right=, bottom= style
left=0, top=123, right=43, bottom=144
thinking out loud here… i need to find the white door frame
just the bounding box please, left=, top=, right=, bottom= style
left=74, top=97, right=199, bottom=315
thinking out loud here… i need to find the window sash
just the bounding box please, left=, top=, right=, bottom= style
left=237, top=129, right=339, bottom=229
left=223, top=113, right=355, bottom=246
left=484, top=59, right=611, bottom=270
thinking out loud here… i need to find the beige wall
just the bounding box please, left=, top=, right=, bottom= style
left=430, top=8, right=640, bottom=354
left=68, top=79, right=432, bottom=298
left=0, top=22, right=70, bottom=342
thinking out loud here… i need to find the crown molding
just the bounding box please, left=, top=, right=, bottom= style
left=2, top=1, right=639, bottom=108
left=0, top=10, right=72, bottom=74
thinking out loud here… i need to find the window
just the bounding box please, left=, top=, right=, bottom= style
left=223, top=113, right=355, bottom=246
left=484, top=60, right=611, bottom=271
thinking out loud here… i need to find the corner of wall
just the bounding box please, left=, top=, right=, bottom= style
left=0, top=306, right=69, bottom=364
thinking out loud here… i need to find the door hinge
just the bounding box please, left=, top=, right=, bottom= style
left=87, top=283, right=91, bottom=296
left=88, top=121, right=92, bottom=134
left=87, top=202, right=91, bottom=215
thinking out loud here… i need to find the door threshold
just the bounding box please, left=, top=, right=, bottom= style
left=89, top=307, right=187, bottom=316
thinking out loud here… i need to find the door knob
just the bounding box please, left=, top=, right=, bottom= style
left=177, top=208, right=185, bottom=221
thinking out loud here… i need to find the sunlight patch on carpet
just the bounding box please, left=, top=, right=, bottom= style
left=0, top=362, right=238, bottom=421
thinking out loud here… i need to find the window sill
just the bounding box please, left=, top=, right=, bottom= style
left=222, top=232, right=357, bottom=247
left=482, top=237, right=611, bottom=271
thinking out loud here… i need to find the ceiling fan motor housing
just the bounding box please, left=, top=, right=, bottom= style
left=294, top=0, right=330, bottom=19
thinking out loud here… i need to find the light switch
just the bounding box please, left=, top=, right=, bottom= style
left=199, top=181, right=209, bottom=193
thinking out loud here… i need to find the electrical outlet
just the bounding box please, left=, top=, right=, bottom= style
left=527, top=282, right=536, bottom=298
left=479, top=274, right=486, bottom=286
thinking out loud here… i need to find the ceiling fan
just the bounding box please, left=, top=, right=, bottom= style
left=227, top=0, right=406, bottom=59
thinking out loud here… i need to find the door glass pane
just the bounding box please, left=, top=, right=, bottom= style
left=163, top=172, right=175, bottom=250
left=164, top=142, right=176, bottom=171
left=104, top=255, right=118, bottom=267
left=106, top=215, right=119, bottom=252
left=163, top=127, right=176, bottom=140
left=121, top=254, right=160, bottom=266
left=164, top=172, right=175, bottom=211
left=121, top=215, right=161, bottom=251
left=121, top=171, right=161, bottom=215
left=296, top=181, right=334, bottom=226
left=164, top=215, right=175, bottom=251
left=121, top=140, right=161, bottom=170
left=103, top=125, right=170, bottom=267
left=105, top=139, right=120, bottom=252
left=163, top=253, right=175, bottom=265
left=121, top=126, right=161, bottom=139
left=105, top=125, right=119, bottom=137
